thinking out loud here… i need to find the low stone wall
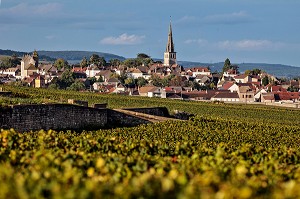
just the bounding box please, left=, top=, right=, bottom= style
left=107, top=109, right=151, bottom=127
left=0, top=104, right=172, bottom=132
left=123, top=107, right=170, bottom=117
left=0, top=104, right=107, bottom=132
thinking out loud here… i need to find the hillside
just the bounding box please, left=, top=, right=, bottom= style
left=178, top=61, right=300, bottom=78
left=38, top=50, right=126, bottom=62
left=0, top=49, right=126, bottom=63
left=0, top=49, right=55, bottom=61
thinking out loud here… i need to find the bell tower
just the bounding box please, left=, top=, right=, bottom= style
left=164, top=20, right=177, bottom=66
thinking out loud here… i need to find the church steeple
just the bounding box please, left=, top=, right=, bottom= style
left=164, top=19, right=177, bottom=66
left=166, top=22, right=174, bottom=52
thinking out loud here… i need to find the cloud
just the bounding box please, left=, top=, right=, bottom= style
left=203, top=11, right=254, bottom=25
left=184, top=39, right=208, bottom=46
left=4, top=3, right=62, bottom=16
left=100, top=33, right=145, bottom=45
left=176, top=16, right=197, bottom=24
left=184, top=37, right=286, bottom=51
left=216, top=39, right=285, bottom=50
left=45, top=35, right=56, bottom=40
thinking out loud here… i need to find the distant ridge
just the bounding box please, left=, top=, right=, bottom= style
left=0, top=49, right=126, bottom=63
left=0, top=49, right=55, bottom=61
left=177, top=61, right=300, bottom=78
left=38, top=50, right=126, bottom=62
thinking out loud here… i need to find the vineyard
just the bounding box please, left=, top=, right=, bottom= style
left=1, top=86, right=300, bottom=198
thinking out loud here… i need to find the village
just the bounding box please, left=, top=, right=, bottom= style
left=1, top=22, right=300, bottom=105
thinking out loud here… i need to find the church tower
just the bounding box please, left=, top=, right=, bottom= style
left=164, top=21, right=177, bottom=66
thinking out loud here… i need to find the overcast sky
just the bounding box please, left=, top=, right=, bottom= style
left=0, top=0, right=300, bottom=66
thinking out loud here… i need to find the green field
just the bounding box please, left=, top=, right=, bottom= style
left=1, top=86, right=300, bottom=198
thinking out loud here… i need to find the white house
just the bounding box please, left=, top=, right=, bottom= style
left=86, top=64, right=101, bottom=78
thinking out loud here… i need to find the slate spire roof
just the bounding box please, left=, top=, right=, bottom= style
left=166, top=21, right=174, bottom=53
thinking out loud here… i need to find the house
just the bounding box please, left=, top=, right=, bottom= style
left=227, top=83, right=239, bottom=92
left=254, top=88, right=268, bottom=102
left=274, top=92, right=300, bottom=102
left=187, top=67, right=211, bottom=77
left=138, top=86, right=160, bottom=97
left=107, top=78, right=120, bottom=86
left=238, top=85, right=255, bottom=102
left=34, top=75, right=46, bottom=88
left=148, top=87, right=162, bottom=98
left=95, top=70, right=113, bottom=82
left=1, top=67, right=20, bottom=77
left=72, top=66, right=87, bottom=73
left=195, top=75, right=211, bottom=86
left=93, top=82, right=115, bottom=92
left=271, top=85, right=287, bottom=92
left=261, top=93, right=275, bottom=103
left=234, top=74, right=251, bottom=83
left=223, top=69, right=238, bottom=78
left=127, top=68, right=143, bottom=79
left=211, top=92, right=240, bottom=102
left=115, top=83, right=127, bottom=93
left=181, top=90, right=217, bottom=101
left=86, top=64, right=101, bottom=78
left=39, top=64, right=57, bottom=76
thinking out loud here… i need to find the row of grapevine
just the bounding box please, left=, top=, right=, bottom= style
left=1, top=116, right=300, bottom=198
left=3, top=85, right=300, bottom=126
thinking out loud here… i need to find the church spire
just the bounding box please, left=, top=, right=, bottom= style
left=166, top=20, right=175, bottom=52
left=164, top=18, right=177, bottom=66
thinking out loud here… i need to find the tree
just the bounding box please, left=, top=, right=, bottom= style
left=137, top=53, right=150, bottom=59
left=54, top=58, right=69, bottom=70
left=68, top=79, right=85, bottom=91
left=136, top=77, right=148, bottom=88
left=150, top=74, right=163, bottom=87
left=89, top=54, right=106, bottom=66
left=59, top=69, right=75, bottom=89
left=98, top=57, right=107, bottom=67
left=222, top=58, right=231, bottom=72
left=89, top=54, right=100, bottom=65
left=98, top=75, right=104, bottom=82
left=109, top=59, right=121, bottom=67
left=0, top=57, right=13, bottom=69
left=87, top=77, right=97, bottom=85
left=262, top=76, right=269, bottom=86
left=169, top=76, right=182, bottom=86
left=191, top=81, right=201, bottom=90
left=125, top=78, right=135, bottom=88
left=136, top=53, right=153, bottom=66
left=118, top=73, right=128, bottom=84
left=245, top=68, right=262, bottom=76
left=123, top=58, right=140, bottom=68
left=80, top=57, right=88, bottom=68
left=252, top=68, right=262, bottom=76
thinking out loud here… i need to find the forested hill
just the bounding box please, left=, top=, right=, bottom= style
left=0, top=49, right=126, bottom=62
left=0, top=49, right=55, bottom=61
left=179, top=61, right=300, bottom=78
left=37, top=51, right=126, bottom=62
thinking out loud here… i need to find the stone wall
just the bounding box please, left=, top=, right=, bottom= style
left=123, top=107, right=170, bottom=117
left=0, top=104, right=107, bottom=132
left=0, top=105, right=171, bottom=132
left=107, top=109, right=151, bottom=127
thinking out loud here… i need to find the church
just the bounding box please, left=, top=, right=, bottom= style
left=20, top=50, right=39, bottom=79
left=151, top=21, right=184, bottom=75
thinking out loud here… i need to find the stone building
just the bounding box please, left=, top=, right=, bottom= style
left=20, top=50, right=39, bottom=79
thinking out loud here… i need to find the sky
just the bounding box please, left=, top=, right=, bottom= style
left=0, top=0, right=300, bottom=66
